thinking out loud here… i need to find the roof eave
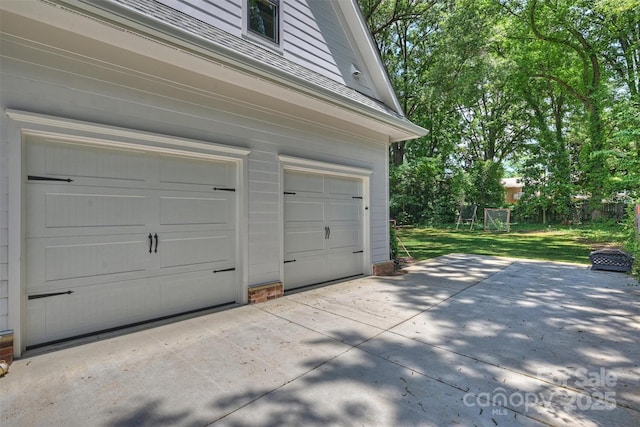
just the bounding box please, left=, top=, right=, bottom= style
left=333, top=0, right=405, bottom=116
left=7, top=0, right=426, bottom=141
left=64, top=0, right=426, bottom=141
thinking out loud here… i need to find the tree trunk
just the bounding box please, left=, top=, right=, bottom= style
left=391, top=141, right=405, bottom=166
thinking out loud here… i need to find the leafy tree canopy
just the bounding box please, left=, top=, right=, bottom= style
left=359, top=0, right=640, bottom=224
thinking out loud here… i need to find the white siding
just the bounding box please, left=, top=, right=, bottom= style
left=157, top=0, right=242, bottom=36
left=282, top=0, right=342, bottom=81
left=153, top=0, right=376, bottom=97
left=0, top=29, right=390, bottom=321
left=283, top=0, right=375, bottom=97
left=286, top=0, right=378, bottom=97
left=0, top=119, right=7, bottom=329
left=247, top=151, right=281, bottom=283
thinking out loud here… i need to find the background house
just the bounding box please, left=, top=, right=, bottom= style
left=501, top=177, right=524, bottom=204
left=0, top=0, right=425, bottom=356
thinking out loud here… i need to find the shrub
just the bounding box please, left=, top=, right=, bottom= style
left=624, top=203, right=640, bottom=277
left=389, top=223, right=399, bottom=260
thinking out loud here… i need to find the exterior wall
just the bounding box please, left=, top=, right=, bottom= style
left=156, top=0, right=375, bottom=97
left=505, top=187, right=523, bottom=204
left=0, top=25, right=390, bottom=332
left=284, top=1, right=374, bottom=97
left=158, top=0, right=243, bottom=35
left=0, top=122, right=7, bottom=330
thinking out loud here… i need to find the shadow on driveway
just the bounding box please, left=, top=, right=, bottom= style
left=3, top=255, right=639, bottom=426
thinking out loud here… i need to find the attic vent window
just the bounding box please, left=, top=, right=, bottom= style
left=249, top=0, right=279, bottom=44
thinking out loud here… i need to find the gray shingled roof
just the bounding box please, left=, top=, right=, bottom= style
left=107, top=0, right=406, bottom=120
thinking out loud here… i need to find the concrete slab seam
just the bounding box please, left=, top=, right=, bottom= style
left=203, top=306, right=361, bottom=425
left=203, top=340, right=356, bottom=426
left=270, top=260, right=513, bottom=335
left=216, top=261, right=522, bottom=424
left=349, top=344, right=554, bottom=426
left=384, top=261, right=640, bottom=416
left=383, top=260, right=516, bottom=332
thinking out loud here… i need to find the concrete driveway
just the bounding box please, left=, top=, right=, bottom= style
left=1, top=254, right=639, bottom=426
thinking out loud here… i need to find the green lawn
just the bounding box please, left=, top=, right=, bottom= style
left=396, top=223, right=627, bottom=265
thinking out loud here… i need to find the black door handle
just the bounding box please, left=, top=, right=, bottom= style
left=327, top=226, right=331, bottom=239
left=154, top=233, right=159, bottom=253
left=148, top=233, right=153, bottom=253
left=324, top=226, right=329, bottom=239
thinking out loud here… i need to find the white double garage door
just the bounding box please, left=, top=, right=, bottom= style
left=25, top=138, right=364, bottom=347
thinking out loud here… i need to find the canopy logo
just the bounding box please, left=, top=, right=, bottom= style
left=462, top=366, right=617, bottom=414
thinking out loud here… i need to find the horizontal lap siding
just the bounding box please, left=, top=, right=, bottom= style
left=371, top=174, right=390, bottom=262
left=283, top=0, right=342, bottom=81
left=133, top=1, right=378, bottom=99
left=283, top=0, right=377, bottom=98
left=156, top=0, right=242, bottom=36
left=0, top=135, right=6, bottom=328
left=248, top=152, right=280, bottom=283
left=0, top=37, right=390, bottom=305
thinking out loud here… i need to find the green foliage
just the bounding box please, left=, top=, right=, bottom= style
left=390, top=157, right=459, bottom=225
left=389, top=223, right=399, bottom=260
left=358, top=0, right=640, bottom=225
left=601, top=100, right=640, bottom=199
left=624, top=203, right=640, bottom=276
left=462, top=160, right=505, bottom=211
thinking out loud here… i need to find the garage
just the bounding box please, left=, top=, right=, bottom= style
left=1, top=0, right=427, bottom=358
left=283, top=170, right=365, bottom=290
left=24, top=136, right=239, bottom=347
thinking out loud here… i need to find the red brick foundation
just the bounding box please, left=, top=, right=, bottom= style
left=248, top=282, right=284, bottom=304
left=0, top=330, right=14, bottom=365
left=373, top=261, right=395, bottom=276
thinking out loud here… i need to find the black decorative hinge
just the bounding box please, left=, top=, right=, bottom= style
left=353, top=250, right=364, bottom=254
left=213, top=187, right=235, bottom=192
left=284, top=191, right=296, bottom=195
left=28, top=175, right=73, bottom=183
left=28, top=290, right=74, bottom=300
left=213, top=267, right=236, bottom=273
left=284, top=259, right=296, bottom=263
left=352, top=196, right=363, bottom=199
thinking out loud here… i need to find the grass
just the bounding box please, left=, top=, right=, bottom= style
left=395, top=222, right=628, bottom=265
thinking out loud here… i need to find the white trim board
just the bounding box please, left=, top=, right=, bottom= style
left=278, top=154, right=373, bottom=177
left=5, top=109, right=251, bottom=159
left=0, top=1, right=426, bottom=142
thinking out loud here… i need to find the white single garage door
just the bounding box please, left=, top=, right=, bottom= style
left=25, top=137, right=238, bottom=347
left=283, top=170, right=364, bottom=290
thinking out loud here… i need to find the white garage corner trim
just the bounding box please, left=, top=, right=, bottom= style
left=6, top=109, right=250, bottom=355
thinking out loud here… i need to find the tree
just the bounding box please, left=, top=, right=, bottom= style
left=598, top=0, right=640, bottom=200
left=455, top=60, right=533, bottom=167
left=518, top=93, right=576, bottom=222
left=389, top=156, right=460, bottom=224
left=525, top=0, right=611, bottom=205
left=359, top=0, right=440, bottom=165
left=497, top=1, right=577, bottom=221
left=463, top=160, right=506, bottom=210
left=358, top=0, right=639, bottom=224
